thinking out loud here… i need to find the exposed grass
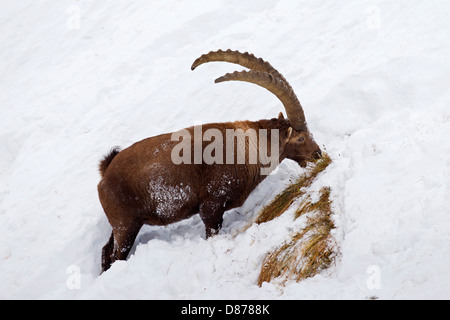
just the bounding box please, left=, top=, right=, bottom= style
left=258, top=187, right=336, bottom=286
left=256, top=153, right=337, bottom=287
left=255, top=152, right=332, bottom=224
left=294, top=186, right=332, bottom=220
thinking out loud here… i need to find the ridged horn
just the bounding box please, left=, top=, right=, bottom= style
left=215, top=70, right=307, bottom=131
left=191, top=49, right=280, bottom=76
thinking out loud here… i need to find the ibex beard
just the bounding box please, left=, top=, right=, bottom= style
left=171, top=124, right=280, bottom=176
left=98, top=50, right=322, bottom=273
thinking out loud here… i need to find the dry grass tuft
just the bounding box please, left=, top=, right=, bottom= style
left=256, top=152, right=337, bottom=287
left=257, top=187, right=337, bottom=286
left=255, top=152, right=332, bottom=224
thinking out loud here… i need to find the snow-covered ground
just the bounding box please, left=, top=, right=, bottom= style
left=1, top=0, right=449, bottom=299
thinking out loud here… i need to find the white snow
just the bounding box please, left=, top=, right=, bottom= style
left=1, top=0, right=449, bottom=299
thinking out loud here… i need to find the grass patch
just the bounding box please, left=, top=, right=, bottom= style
left=258, top=187, right=336, bottom=286
left=255, top=152, right=332, bottom=224
left=256, top=153, right=337, bottom=287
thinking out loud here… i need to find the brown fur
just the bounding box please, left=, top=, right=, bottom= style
left=98, top=147, right=121, bottom=178
left=98, top=117, right=321, bottom=272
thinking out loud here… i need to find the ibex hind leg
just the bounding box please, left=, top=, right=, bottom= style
left=101, top=232, right=114, bottom=273
left=101, top=220, right=142, bottom=273
left=199, top=200, right=225, bottom=239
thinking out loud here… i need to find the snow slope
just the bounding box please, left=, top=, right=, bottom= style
left=1, top=0, right=449, bottom=299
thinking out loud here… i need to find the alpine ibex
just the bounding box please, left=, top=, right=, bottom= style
left=98, top=50, right=321, bottom=272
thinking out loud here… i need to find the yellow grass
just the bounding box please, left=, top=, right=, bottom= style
left=255, top=152, right=332, bottom=224
left=256, top=153, right=337, bottom=286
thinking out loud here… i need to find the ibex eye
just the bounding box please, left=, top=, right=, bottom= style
left=298, top=137, right=305, bottom=142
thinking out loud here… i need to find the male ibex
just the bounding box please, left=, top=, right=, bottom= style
left=98, top=50, right=321, bottom=272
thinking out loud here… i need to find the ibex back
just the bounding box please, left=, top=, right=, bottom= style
left=98, top=50, right=321, bottom=272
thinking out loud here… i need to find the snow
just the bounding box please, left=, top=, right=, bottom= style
left=1, top=0, right=449, bottom=299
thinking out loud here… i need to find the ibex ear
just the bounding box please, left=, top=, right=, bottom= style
left=278, top=112, right=284, bottom=119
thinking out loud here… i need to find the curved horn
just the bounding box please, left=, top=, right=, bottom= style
left=216, top=70, right=307, bottom=131
left=191, top=49, right=273, bottom=71
left=191, top=49, right=287, bottom=83
left=192, top=49, right=307, bottom=131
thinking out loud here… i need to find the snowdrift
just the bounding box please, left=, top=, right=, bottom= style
left=1, top=0, right=449, bottom=299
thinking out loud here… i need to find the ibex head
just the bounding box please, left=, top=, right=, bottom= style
left=191, top=49, right=321, bottom=168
